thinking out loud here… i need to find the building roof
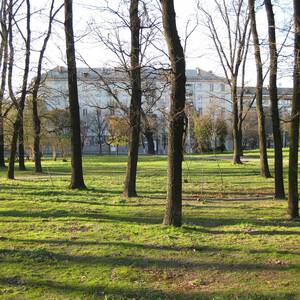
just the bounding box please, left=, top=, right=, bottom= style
left=186, top=68, right=226, bottom=81
left=46, top=66, right=226, bottom=82
left=241, top=86, right=293, bottom=98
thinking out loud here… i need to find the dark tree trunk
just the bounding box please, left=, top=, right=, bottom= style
left=32, top=103, right=42, bottom=172
left=123, top=0, right=142, bottom=197
left=145, top=130, right=155, bottom=155
left=7, top=0, right=31, bottom=179
left=7, top=119, right=19, bottom=179
left=288, top=0, right=300, bottom=219
left=232, top=79, right=242, bottom=164
left=18, top=120, right=26, bottom=170
left=64, top=0, right=86, bottom=189
left=0, top=0, right=8, bottom=168
left=249, top=0, right=271, bottom=178
left=99, top=136, right=102, bottom=155
left=161, top=0, right=186, bottom=227
left=265, top=0, right=285, bottom=199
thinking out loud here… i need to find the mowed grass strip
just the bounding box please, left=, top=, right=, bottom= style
left=0, top=151, right=299, bottom=299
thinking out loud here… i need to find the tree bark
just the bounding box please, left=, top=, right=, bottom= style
left=18, top=121, right=26, bottom=170
left=64, top=0, right=86, bottom=189
left=7, top=119, right=19, bottom=179
left=145, top=130, right=155, bottom=154
left=232, top=78, right=242, bottom=164
left=288, top=0, right=300, bottom=219
left=265, top=0, right=285, bottom=198
left=161, top=0, right=186, bottom=227
left=249, top=0, right=271, bottom=178
left=123, top=0, right=142, bottom=197
left=0, top=0, right=8, bottom=168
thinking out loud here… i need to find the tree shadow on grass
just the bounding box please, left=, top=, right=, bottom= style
left=0, top=209, right=299, bottom=229
left=182, top=226, right=300, bottom=236
left=5, top=238, right=300, bottom=256
left=0, top=209, right=162, bottom=224
left=0, top=185, right=123, bottom=197
left=0, top=248, right=298, bottom=271
left=0, top=277, right=296, bottom=300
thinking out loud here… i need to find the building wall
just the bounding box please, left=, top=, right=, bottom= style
left=40, top=66, right=292, bottom=154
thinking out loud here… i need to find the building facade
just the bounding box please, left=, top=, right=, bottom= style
left=41, top=66, right=232, bottom=154
left=40, top=66, right=292, bottom=155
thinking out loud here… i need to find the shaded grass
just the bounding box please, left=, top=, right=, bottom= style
left=0, top=150, right=299, bottom=299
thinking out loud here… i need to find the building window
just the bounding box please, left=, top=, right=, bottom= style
left=209, top=83, right=214, bottom=92
left=82, top=108, right=88, bottom=116
left=220, top=84, right=225, bottom=91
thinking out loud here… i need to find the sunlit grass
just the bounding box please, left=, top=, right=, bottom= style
left=0, top=150, right=299, bottom=299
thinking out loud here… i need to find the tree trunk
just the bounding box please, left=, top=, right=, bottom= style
left=161, top=0, right=186, bottom=227
left=7, top=119, right=20, bottom=179
left=32, top=107, right=42, bottom=172
left=249, top=0, right=271, bottom=178
left=265, top=0, right=285, bottom=198
left=18, top=119, right=26, bottom=170
left=64, top=0, right=86, bottom=189
left=288, top=0, right=300, bottom=219
left=232, top=79, right=242, bottom=164
left=0, top=0, right=8, bottom=168
left=145, top=130, right=155, bottom=155
left=99, top=137, right=102, bottom=155
left=123, top=0, right=142, bottom=197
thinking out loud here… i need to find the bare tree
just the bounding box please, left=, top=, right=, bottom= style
left=82, top=0, right=164, bottom=195
left=161, top=0, right=186, bottom=227
left=123, top=0, right=142, bottom=197
left=264, top=0, right=285, bottom=198
left=64, top=0, right=86, bottom=189
left=7, top=0, right=31, bottom=179
left=248, top=0, right=271, bottom=178
left=288, top=0, right=300, bottom=219
left=31, top=0, right=63, bottom=173
left=198, top=0, right=250, bottom=164
left=0, top=0, right=8, bottom=168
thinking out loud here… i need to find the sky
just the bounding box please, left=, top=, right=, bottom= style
left=27, top=0, right=294, bottom=87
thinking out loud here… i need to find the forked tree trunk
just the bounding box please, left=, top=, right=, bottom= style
left=64, top=0, right=86, bottom=189
left=249, top=0, right=271, bottom=178
left=288, top=0, right=300, bottom=219
left=31, top=0, right=59, bottom=173
left=123, top=0, right=142, bottom=197
left=265, top=0, right=285, bottom=198
left=161, top=0, right=186, bottom=227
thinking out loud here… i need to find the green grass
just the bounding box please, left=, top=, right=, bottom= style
left=0, top=151, right=299, bottom=299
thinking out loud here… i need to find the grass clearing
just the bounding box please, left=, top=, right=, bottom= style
left=0, top=151, right=299, bottom=299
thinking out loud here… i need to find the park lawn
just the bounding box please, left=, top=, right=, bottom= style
left=0, top=151, right=299, bottom=299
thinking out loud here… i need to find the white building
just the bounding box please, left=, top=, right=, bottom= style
left=40, top=66, right=234, bottom=154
